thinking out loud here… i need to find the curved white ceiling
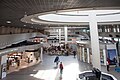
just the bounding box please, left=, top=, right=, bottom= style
left=58, top=10, right=120, bottom=15
left=21, top=10, right=120, bottom=25
left=38, top=14, right=89, bottom=22
left=38, top=10, right=120, bottom=23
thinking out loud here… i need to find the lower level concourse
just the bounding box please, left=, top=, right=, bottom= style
left=1, top=0, right=120, bottom=80
left=3, top=54, right=120, bottom=80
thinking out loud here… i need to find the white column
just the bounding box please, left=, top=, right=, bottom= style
left=59, top=29, right=61, bottom=43
left=40, top=47, right=43, bottom=61
left=87, top=48, right=90, bottom=63
left=79, top=47, right=82, bottom=60
left=64, top=27, right=68, bottom=44
left=82, top=47, right=85, bottom=62
left=89, top=12, right=101, bottom=70
left=103, top=49, right=107, bottom=65
left=77, top=46, right=80, bottom=60
left=56, top=29, right=59, bottom=41
left=0, top=55, right=7, bottom=79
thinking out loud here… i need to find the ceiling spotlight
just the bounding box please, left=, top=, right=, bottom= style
left=24, top=25, right=26, bottom=26
left=6, top=21, right=11, bottom=24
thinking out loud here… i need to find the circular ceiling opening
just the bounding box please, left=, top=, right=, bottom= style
left=38, top=10, right=120, bottom=23
left=21, top=9, right=120, bottom=25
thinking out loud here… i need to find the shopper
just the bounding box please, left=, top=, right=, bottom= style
left=65, top=50, right=69, bottom=56
left=113, top=56, right=118, bottom=67
left=54, top=56, right=60, bottom=67
left=107, top=58, right=110, bottom=71
left=59, top=62, right=64, bottom=74
left=73, top=50, right=76, bottom=58
left=17, top=59, right=20, bottom=67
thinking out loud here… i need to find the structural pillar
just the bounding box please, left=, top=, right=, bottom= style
left=77, top=47, right=81, bottom=60
left=89, top=12, right=101, bottom=70
left=82, top=47, right=85, bottom=62
left=40, top=47, right=43, bottom=61
left=59, top=29, right=61, bottom=44
left=64, top=26, right=68, bottom=49
left=103, top=49, right=107, bottom=65
left=80, top=47, right=82, bottom=61
left=64, top=27, right=68, bottom=49
left=87, top=48, right=90, bottom=63
left=0, top=55, right=7, bottom=79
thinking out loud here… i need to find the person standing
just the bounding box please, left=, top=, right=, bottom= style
left=113, top=56, right=118, bottom=67
left=107, top=58, right=110, bottom=71
left=59, top=62, right=64, bottom=74
left=73, top=51, right=76, bottom=58
left=54, top=56, right=60, bottom=67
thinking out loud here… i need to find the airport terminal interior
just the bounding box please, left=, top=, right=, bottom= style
left=0, top=0, right=120, bottom=80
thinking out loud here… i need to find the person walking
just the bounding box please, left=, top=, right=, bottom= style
left=73, top=51, right=76, bottom=58
left=59, top=62, right=64, bottom=74
left=54, top=55, right=60, bottom=67
left=107, top=58, right=110, bottom=71
left=113, top=56, right=118, bottom=67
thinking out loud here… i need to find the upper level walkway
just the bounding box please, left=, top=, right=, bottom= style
left=3, top=54, right=120, bottom=80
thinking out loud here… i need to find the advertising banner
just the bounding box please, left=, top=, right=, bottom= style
left=107, top=49, right=117, bottom=65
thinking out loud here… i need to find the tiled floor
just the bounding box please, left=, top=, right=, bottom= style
left=3, top=54, right=120, bottom=80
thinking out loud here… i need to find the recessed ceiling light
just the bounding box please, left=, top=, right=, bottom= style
left=6, top=21, right=11, bottom=24
left=24, top=25, right=26, bottom=26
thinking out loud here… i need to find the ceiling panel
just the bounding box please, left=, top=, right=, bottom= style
left=0, top=0, right=120, bottom=29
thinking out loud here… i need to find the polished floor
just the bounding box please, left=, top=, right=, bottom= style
left=3, top=54, right=120, bottom=80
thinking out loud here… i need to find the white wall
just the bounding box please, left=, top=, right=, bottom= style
left=100, top=44, right=105, bottom=49
left=107, top=44, right=116, bottom=49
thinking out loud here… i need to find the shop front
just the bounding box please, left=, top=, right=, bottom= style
left=77, top=43, right=91, bottom=64
left=0, top=48, right=18, bottom=79
left=77, top=43, right=117, bottom=66
left=0, top=44, right=43, bottom=79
